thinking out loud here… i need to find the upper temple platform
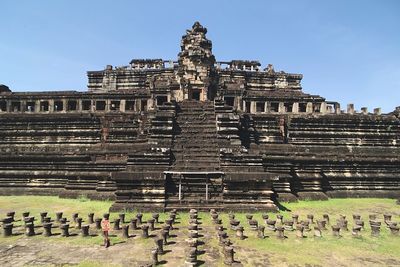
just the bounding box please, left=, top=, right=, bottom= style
left=1, top=22, right=397, bottom=116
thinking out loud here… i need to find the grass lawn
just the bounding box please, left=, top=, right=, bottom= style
left=0, top=196, right=399, bottom=266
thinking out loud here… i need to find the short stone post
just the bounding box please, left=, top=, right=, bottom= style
left=88, top=213, right=94, bottom=224
left=223, top=246, right=235, bottom=265
left=148, top=218, right=155, bottom=231
left=323, top=214, right=330, bottom=224
left=155, top=237, right=164, bottom=255
left=276, top=214, right=283, bottom=224
left=42, top=222, right=52, bottom=236
left=262, top=214, right=269, bottom=224
left=22, top=211, right=30, bottom=219
left=257, top=225, right=265, bottom=239
left=276, top=226, right=285, bottom=239
left=352, top=226, right=362, bottom=237
left=248, top=219, right=258, bottom=231
left=266, top=219, right=276, bottom=231
left=6, top=211, right=15, bottom=221
left=60, top=218, right=67, bottom=225
left=314, top=226, right=322, bottom=238
left=185, top=247, right=197, bottom=266
left=152, top=213, right=159, bottom=224
left=151, top=249, right=158, bottom=266
left=236, top=226, right=244, bottom=240
left=136, top=213, right=143, bottom=225
left=331, top=225, right=341, bottom=237
left=165, top=218, right=173, bottom=230
left=130, top=218, right=138, bottom=230
left=355, top=219, right=364, bottom=229
left=317, top=220, right=327, bottom=230
left=292, top=214, right=299, bottom=225
left=40, top=212, right=48, bottom=223
left=72, top=213, right=79, bottom=223
left=161, top=230, right=168, bottom=245
left=25, top=222, right=35, bottom=236
left=81, top=225, right=90, bottom=237
left=2, top=223, right=13, bottom=237
left=246, top=214, right=253, bottom=221
left=352, top=214, right=361, bottom=221
left=141, top=224, right=149, bottom=238
left=95, top=218, right=102, bottom=230
left=75, top=217, right=83, bottom=229
left=113, top=218, right=121, bottom=230
left=60, top=224, right=70, bottom=237
left=389, top=225, right=399, bottom=235
left=384, top=214, right=392, bottom=223
left=284, top=220, right=294, bottom=231
left=296, top=225, right=304, bottom=238
left=118, top=213, right=125, bottom=224
left=56, top=212, right=63, bottom=222
left=371, top=225, right=380, bottom=237
left=122, top=225, right=129, bottom=238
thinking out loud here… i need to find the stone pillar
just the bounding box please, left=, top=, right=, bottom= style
left=250, top=101, right=256, bottom=113
left=320, top=102, right=327, bottom=114
left=361, top=107, right=368, bottom=115
left=347, top=104, right=354, bottom=114
left=105, top=99, right=110, bottom=112
left=120, top=100, right=126, bottom=112
left=306, top=102, right=313, bottom=113
left=35, top=100, right=41, bottom=113
left=292, top=102, right=299, bottom=114
left=122, top=225, right=129, bottom=238
left=49, top=99, right=54, bottom=113
left=56, top=212, right=63, bottom=222
left=81, top=225, right=89, bottom=237
left=42, top=223, right=52, bottom=236
left=25, top=222, right=35, bottom=236
left=60, top=224, right=70, bottom=237
left=141, top=225, right=149, bottom=238
left=278, top=102, right=285, bottom=113
left=374, top=108, right=381, bottom=115
left=62, top=99, right=67, bottom=112
left=88, top=213, right=94, bottom=224
left=335, top=103, right=341, bottom=114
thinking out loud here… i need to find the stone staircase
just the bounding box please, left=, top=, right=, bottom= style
left=166, top=100, right=223, bottom=210
left=172, top=100, right=220, bottom=171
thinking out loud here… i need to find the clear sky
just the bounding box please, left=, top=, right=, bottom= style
left=1, top=0, right=399, bottom=112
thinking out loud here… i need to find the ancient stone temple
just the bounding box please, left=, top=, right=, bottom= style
left=0, top=22, right=399, bottom=211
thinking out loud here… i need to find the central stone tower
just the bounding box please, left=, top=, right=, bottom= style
left=176, top=21, right=217, bottom=101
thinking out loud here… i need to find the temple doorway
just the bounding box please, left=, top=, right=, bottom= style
left=190, top=90, right=201, bottom=101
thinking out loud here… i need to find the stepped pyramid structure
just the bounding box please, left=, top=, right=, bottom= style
left=0, top=22, right=399, bottom=211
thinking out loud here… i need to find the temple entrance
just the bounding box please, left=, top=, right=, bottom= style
left=190, top=90, right=201, bottom=101
left=164, top=171, right=224, bottom=210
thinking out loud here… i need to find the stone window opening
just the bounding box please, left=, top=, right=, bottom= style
left=40, top=101, right=49, bottom=112
left=245, top=101, right=251, bottom=113
left=0, top=101, right=7, bottom=112
left=82, top=100, right=92, bottom=111
left=299, top=103, right=307, bottom=113
left=256, top=102, right=265, bottom=113
left=125, top=100, right=135, bottom=111
left=67, top=100, right=77, bottom=111
left=191, top=91, right=200, bottom=101
left=11, top=101, right=21, bottom=112
left=26, top=101, right=35, bottom=112
left=54, top=101, right=64, bottom=112
left=224, top=96, right=234, bottom=107
left=270, top=102, right=279, bottom=112
left=96, top=100, right=106, bottom=111
left=141, top=100, right=148, bottom=111
left=156, top=96, right=167, bottom=106
left=110, top=101, right=120, bottom=111
left=314, top=103, right=321, bottom=113
left=284, top=103, right=293, bottom=113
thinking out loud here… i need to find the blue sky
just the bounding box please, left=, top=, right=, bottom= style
left=1, top=0, right=399, bottom=112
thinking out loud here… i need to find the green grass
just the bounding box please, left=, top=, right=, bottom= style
left=0, top=196, right=399, bottom=266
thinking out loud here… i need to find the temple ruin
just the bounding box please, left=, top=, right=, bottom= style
left=0, top=22, right=399, bottom=211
